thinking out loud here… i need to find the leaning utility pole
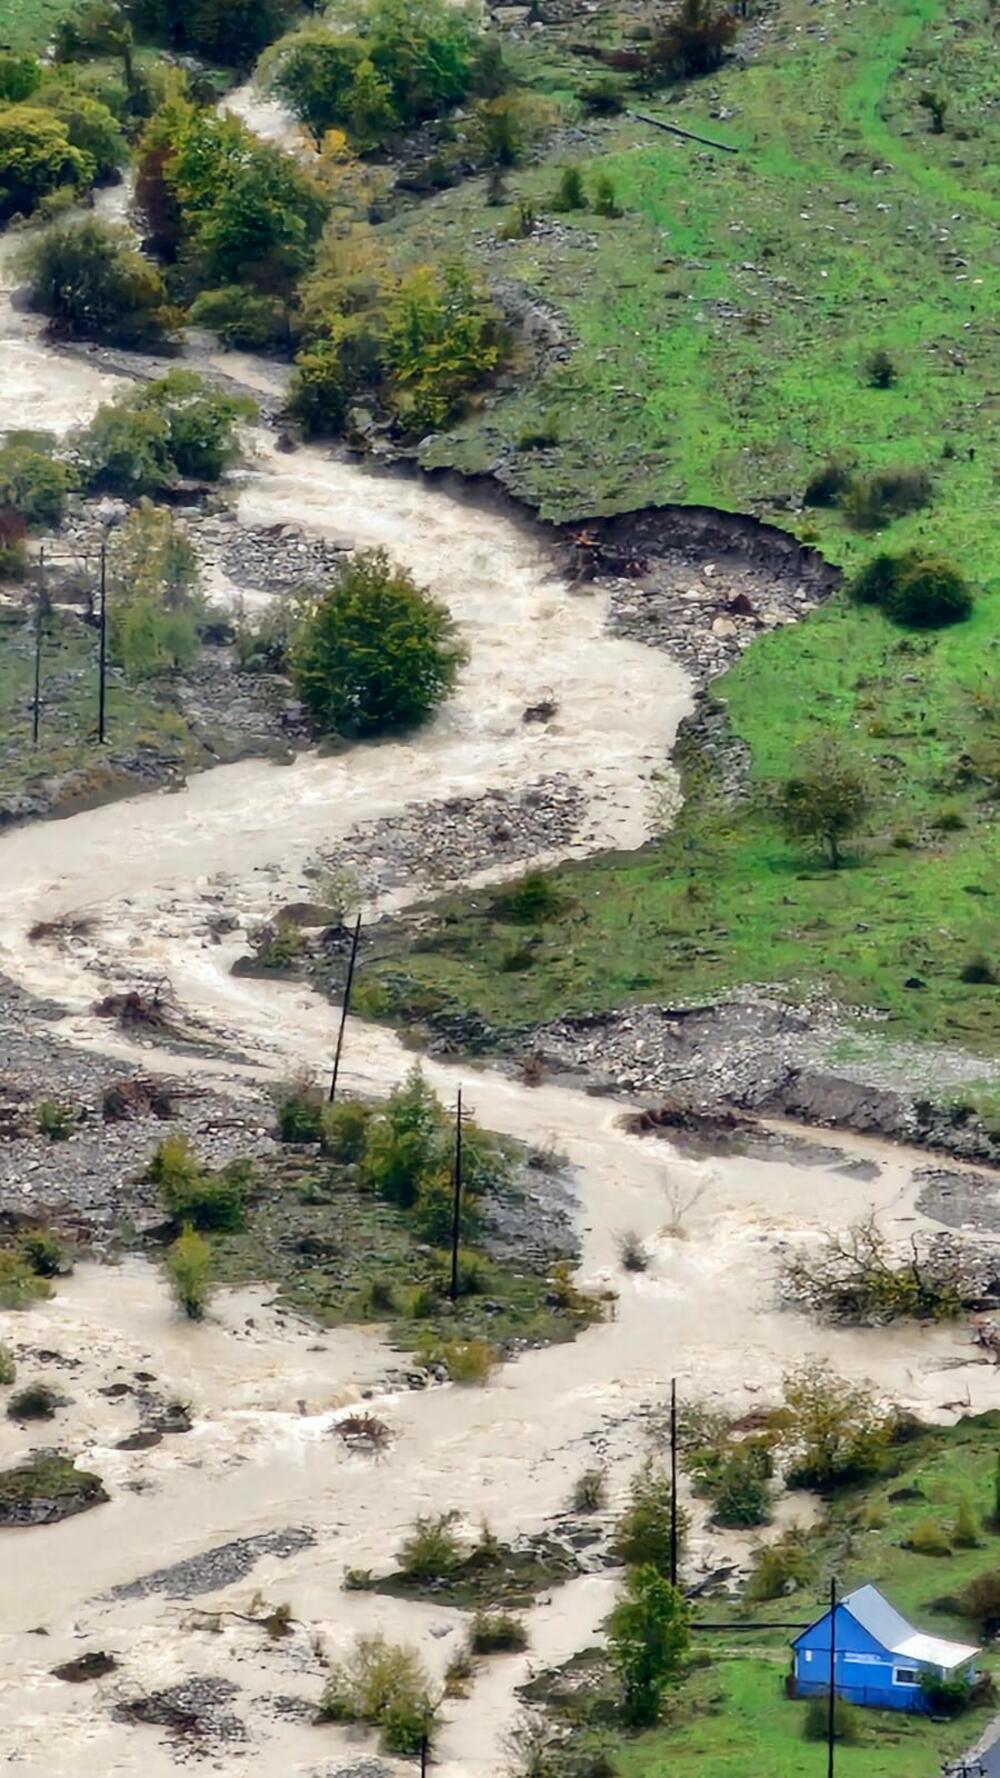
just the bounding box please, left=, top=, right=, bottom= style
left=31, top=549, right=45, bottom=747
left=448, top=1085, right=463, bottom=1303
left=97, top=537, right=108, bottom=745
left=328, top=913, right=362, bottom=1105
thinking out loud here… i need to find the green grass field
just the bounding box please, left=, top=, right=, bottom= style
left=562, top=1415, right=1000, bottom=1778
left=373, top=0, right=999, bottom=1091
left=2, top=0, right=66, bottom=53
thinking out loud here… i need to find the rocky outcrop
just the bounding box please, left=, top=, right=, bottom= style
left=0, top=1456, right=108, bottom=1527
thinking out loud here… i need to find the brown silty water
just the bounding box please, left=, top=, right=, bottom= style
left=1, top=166, right=998, bottom=1778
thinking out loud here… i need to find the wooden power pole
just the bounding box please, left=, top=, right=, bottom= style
left=449, top=1085, right=463, bottom=1302
left=327, top=913, right=362, bottom=1105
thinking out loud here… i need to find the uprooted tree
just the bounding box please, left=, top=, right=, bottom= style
left=782, top=1212, right=968, bottom=1324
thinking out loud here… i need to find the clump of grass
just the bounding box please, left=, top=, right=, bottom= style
left=960, top=954, right=996, bottom=985
left=436, top=1337, right=500, bottom=1385
left=321, top=1097, right=372, bottom=1162
left=164, top=1225, right=213, bottom=1320
left=571, top=1468, right=608, bottom=1513
left=842, top=465, right=932, bottom=530
left=149, top=1134, right=246, bottom=1232
left=493, top=871, right=565, bottom=925
left=497, top=199, right=535, bottom=241
left=0, top=1251, right=53, bottom=1311
left=273, top=1077, right=324, bottom=1144
left=17, top=1227, right=69, bottom=1278
left=469, top=1609, right=528, bottom=1653
left=903, top=1517, right=953, bottom=1556
left=804, top=1692, right=861, bottom=1744
left=6, top=1382, right=60, bottom=1421
left=0, top=1345, right=15, bottom=1387
left=803, top=459, right=853, bottom=507
left=398, top=1511, right=464, bottom=1580
left=863, top=347, right=898, bottom=389
left=444, top=1645, right=476, bottom=1697
left=951, top=1496, right=981, bottom=1549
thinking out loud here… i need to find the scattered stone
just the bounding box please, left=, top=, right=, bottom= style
left=106, top=1526, right=316, bottom=1601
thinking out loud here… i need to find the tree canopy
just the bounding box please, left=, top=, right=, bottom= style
left=774, top=735, right=871, bottom=870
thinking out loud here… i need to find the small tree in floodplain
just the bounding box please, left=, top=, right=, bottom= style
left=774, top=736, right=871, bottom=869
left=609, top=1564, right=689, bottom=1726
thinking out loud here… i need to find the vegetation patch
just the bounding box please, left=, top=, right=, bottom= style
left=0, top=1454, right=108, bottom=1525
left=351, top=1517, right=583, bottom=1609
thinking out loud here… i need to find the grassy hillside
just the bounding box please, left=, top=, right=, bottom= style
left=368, top=0, right=999, bottom=1086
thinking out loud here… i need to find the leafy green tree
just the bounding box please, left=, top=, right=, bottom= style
left=551, top=165, right=586, bottom=211
left=107, top=499, right=201, bottom=676
left=165, top=1225, right=213, bottom=1319
left=775, top=736, right=871, bottom=870
left=711, top=1445, right=772, bottom=1527
left=782, top=1359, right=896, bottom=1490
left=143, top=371, right=255, bottom=480
left=361, top=1063, right=449, bottom=1208
left=888, top=554, right=973, bottom=628
left=0, top=445, right=75, bottom=527
left=613, top=1459, right=688, bottom=1574
left=0, top=105, right=89, bottom=220
left=75, top=375, right=253, bottom=495
left=651, top=0, right=738, bottom=79
left=21, top=217, right=177, bottom=346
left=54, top=0, right=137, bottom=97
left=609, top=1565, right=689, bottom=1727
left=264, top=29, right=371, bottom=143
left=381, top=261, right=502, bottom=432
left=35, top=85, right=127, bottom=181
left=130, top=0, right=293, bottom=66
left=188, top=286, right=289, bottom=350
left=291, top=547, right=467, bottom=736
left=0, top=53, right=42, bottom=103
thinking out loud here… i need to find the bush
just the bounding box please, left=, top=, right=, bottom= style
left=919, top=1669, right=972, bottom=1716
left=494, top=871, right=565, bottom=925
left=803, top=1693, right=861, bottom=1744
left=36, top=85, right=127, bottom=182
left=803, top=459, right=852, bottom=507
left=35, top=1100, right=76, bottom=1142
left=580, top=76, right=624, bottom=116
left=593, top=174, right=621, bottom=218
left=0, top=103, right=90, bottom=220
left=0, top=444, right=75, bottom=529
left=782, top=1359, right=896, bottom=1491
left=572, top=1468, right=607, bottom=1513
left=439, top=1337, right=499, bottom=1384
left=960, top=954, right=996, bottom=985
left=775, top=736, right=871, bottom=870
left=74, top=373, right=253, bottom=497
left=275, top=1080, right=324, bottom=1144
left=18, top=1228, right=69, bottom=1277
left=0, top=1345, right=14, bottom=1387
left=951, top=1497, right=981, bottom=1549
left=746, top=1529, right=813, bottom=1602
left=150, top=1134, right=245, bottom=1231
left=552, top=165, right=586, bottom=212
left=470, top=1609, right=528, bottom=1653
left=22, top=218, right=177, bottom=347
left=130, top=0, right=294, bottom=67
left=248, top=917, right=305, bottom=970
left=399, top=1511, right=463, bottom=1578
left=6, top=1382, right=60, bottom=1421
left=652, top=0, right=738, bottom=79
left=842, top=465, right=932, bottom=530
left=498, top=198, right=535, bottom=240
left=0, top=52, right=42, bottom=103
left=711, top=1447, right=772, bottom=1528
left=616, top=1229, right=649, bottom=1273
left=292, top=549, right=467, bottom=738
left=320, top=1633, right=436, bottom=1755
left=850, top=550, right=973, bottom=628
left=904, top=1518, right=952, bottom=1557
left=864, top=348, right=897, bottom=389
left=613, top=1459, right=687, bottom=1574
left=188, top=286, right=290, bottom=351
left=320, top=1098, right=372, bottom=1162
left=362, top=1064, right=447, bottom=1208
left=0, top=1250, right=54, bottom=1310
left=165, top=1224, right=213, bottom=1319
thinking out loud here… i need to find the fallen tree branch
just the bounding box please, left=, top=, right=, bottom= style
left=627, top=109, right=740, bottom=153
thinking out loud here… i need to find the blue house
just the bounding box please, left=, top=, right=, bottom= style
left=792, top=1584, right=980, bottom=1713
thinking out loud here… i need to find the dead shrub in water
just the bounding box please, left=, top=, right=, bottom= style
left=781, top=1213, right=965, bottom=1323
left=616, top=1229, right=649, bottom=1272
left=571, top=1467, right=608, bottom=1513
left=331, top=1411, right=392, bottom=1453
left=663, top=1177, right=706, bottom=1238
left=28, top=912, right=97, bottom=944
left=7, top=1381, right=60, bottom=1420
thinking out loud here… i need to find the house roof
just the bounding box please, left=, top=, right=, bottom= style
left=793, top=1585, right=979, bottom=1670
left=839, top=1586, right=979, bottom=1672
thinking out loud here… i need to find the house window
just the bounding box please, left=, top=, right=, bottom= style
left=893, top=1667, right=921, bottom=1687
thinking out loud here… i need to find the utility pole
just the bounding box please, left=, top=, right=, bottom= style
left=97, top=536, right=108, bottom=745
left=669, top=1375, right=679, bottom=1588
left=420, top=1734, right=429, bottom=1778
left=448, top=1085, right=463, bottom=1302
left=327, top=913, right=362, bottom=1105
left=827, top=1576, right=837, bottom=1778
left=31, top=549, right=44, bottom=747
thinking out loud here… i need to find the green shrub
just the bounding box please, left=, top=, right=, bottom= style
left=35, top=85, right=126, bottom=181
left=864, top=348, right=897, bottom=389
left=0, top=445, right=75, bottom=529
left=651, top=0, right=738, bottom=79
left=851, top=551, right=902, bottom=605
left=746, top=1529, right=814, bottom=1602
left=248, top=918, right=305, bottom=970
left=803, top=1692, right=861, bottom=1744
left=0, top=52, right=42, bottom=103
left=593, top=174, right=621, bottom=218
left=803, top=459, right=852, bottom=507
left=320, top=1633, right=436, bottom=1754
left=150, top=1134, right=245, bottom=1231
left=74, top=374, right=253, bottom=497
left=165, top=1224, right=213, bottom=1319
left=129, top=0, right=293, bottom=66
left=572, top=1468, right=608, bottom=1513
left=552, top=165, right=587, bottom=212
left=362, top=1064, right=448, bottom=1208
left=711, top=1447, right=772, bottom=1528
left=782, top=1360, right=895, bottom=1490
left=580, top=76, right=624, bottom=115
left=919, top=1669, right=972, bottom=1716
left=609, top=1564, right=689, bottom=1728
left=0, top=1251, right=54, bottom=1310
left=842, top=465, right=932, bottom=530
left=493, top=871, right=565, bottom=925
left=6, top=1381, right=60, bottom=1421
left=320, top=1098, right=372, bottom=1162
left=35, top=1100, right=76, bottom=1142
left=953, top=1567, right=1000, bottom=1636
left=398, top=1511, right=463, bottom=1578
left=22, top=218, right=177, bottom=347
left=497, top=198, right=535, bottom=240
left=292, top=549, right=467, bottom=738
left=951, top=1496, right=981, bottom=1548
left=17, top=1228, right=69, bottom=1277
left=959, top=954, right=996, bottom=985
left=439, top=1337, right=499, bottom=1385
left=0, top=103, right=90, bottom=221
left=470, top=1609, right=528, bottom=1653
left=0, top=1345, right=15, bottom=1387
left=905, top=1518, right=952, bottom=1556
left=888, top=555, right=974, bottom=627
left=613, top=1459, right=687, bottom=1574
left=188, top=286, right=290, bottom=351
left=274, top=1080, right=324, bottom=1143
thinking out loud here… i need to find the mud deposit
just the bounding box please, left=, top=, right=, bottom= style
left=1, top=200, right=999, bottom=1778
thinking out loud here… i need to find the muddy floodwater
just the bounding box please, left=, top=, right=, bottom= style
left=1, top=181, right=998, bottom=1778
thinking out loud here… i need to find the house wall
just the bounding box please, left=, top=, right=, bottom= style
left=791, top=1603, right=961, bottom=1715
